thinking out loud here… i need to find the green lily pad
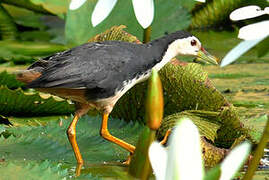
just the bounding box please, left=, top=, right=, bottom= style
left=30, top=0, right=69, bottom=16
left=0, top=125, right=6, bottom=134
left=157, top=110, right=221, bottom=142
left=0, top=71, right=24, bottom=89
left=7, top=116, right=65, bottom=127
left=0, top=40, right=67, bottom=64
left=0, top=86, right=74, bottom=116
left=0, top=160, right=69, bottom=180
left=3, top=4, right=47, bottom=29
left=0, top=115, right=143, bottom=178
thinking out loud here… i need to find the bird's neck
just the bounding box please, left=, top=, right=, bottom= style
left=147, top=36, right=180, bottom=71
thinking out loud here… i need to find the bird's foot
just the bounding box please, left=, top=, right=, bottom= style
left=75, top=163, right=83, bottom=177
left=122, top=153, right=133, bottom=165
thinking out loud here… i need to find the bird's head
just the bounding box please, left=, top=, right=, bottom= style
left=167, top=33, right=219, bottom=65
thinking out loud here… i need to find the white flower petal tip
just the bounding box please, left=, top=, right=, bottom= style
left=69, top=0, right=87, bottom=10
left=91, top=0, right=118, bottom=27
left=195, top=0, right=206, bottom=2
left=149, top=142, right=167, bottom=180
left=165, top=118, right=204, bottom=180
left=220, top=142, right=251, bottom=180
left=220, top=38, right=265, bottom=67
left=238, top=20, right=269, bottom=40
left=265, top=7, right=269, bottom=14
left=230, top=5, right=266, bottom=21
left=132, top=0, right=154, bottom=29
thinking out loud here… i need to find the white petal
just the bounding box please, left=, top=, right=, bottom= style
left=149, top=142, right=167, bottom=180
left=220, top=38, right=265, bottom=67
left=265, top=7, right=269, bottom=14
left=69, top=0, right=87, bottom=10
left=165, top=118, right=204, bottom=180
left=230, top=5, right=266, bottom=21
left=195, top=0, right=206, bottom=2
left=220, top=142, right=251, bottom=180
left=91, top=0, right=118, bottom=27
left=132, top=0, right=154, bottom=29
left=238, top=20, right=269, bottom=40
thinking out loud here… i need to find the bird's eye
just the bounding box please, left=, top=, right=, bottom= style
left=191, top=39, right=197, bottom=46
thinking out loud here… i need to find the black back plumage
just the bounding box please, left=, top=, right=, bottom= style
left=27, top=30, right=192, bottom=100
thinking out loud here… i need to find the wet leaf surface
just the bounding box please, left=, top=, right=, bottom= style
left=0, top=86, right=75, bottom=116
left=0, top=115, right=142, bottom=178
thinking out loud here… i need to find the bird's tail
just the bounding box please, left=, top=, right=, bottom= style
left=15, top=70, right=41, bottom=84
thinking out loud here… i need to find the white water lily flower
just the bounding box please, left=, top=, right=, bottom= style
left=69, top=0, right=87, bottom=10
left=220, top=37, right=265, bottom=67
left=230, top=5, right=269, bottom=40
left=230, top=6, right=269, bottom=40
left=230, top=5, right=268, bottom=21
left=91, top=0, right=118, bottom=27
left=220, top=142, right=251, bottom=180
left=71, top=0, right=155, bottom=28
left=238, top=20, right=269, bottom=40
left=149, top=142, right=167, bottom=180
left=149, top=118, right=204, bottom=180
left=132, top=0, right=154, bottom=29
left=221, top=5, right=268, bottom=67
left=149, top=118, right=251, bottom=180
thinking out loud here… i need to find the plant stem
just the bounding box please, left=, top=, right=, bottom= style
left=143, top=26, right=152, bottom=43
left=128, top=127, right=155, bottom=179
left=242, top=115, right=269, bottom=180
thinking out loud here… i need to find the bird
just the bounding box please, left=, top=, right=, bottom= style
left=16, top=30, right=218, bottom=165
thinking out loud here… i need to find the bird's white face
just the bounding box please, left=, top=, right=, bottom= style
left=174, top=36, right=201, bottom=56
left=169, top=36, right=218, bottom=65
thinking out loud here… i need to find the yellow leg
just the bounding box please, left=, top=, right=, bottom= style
left=66, top=114, right=83, bottom=164
left=66, top=103, right=90, bottom=166
left=123, top=153, right=132, bottom=165
left=100, top=113, right=135, bottom=153
left=75, top=163, right=83, bottom=177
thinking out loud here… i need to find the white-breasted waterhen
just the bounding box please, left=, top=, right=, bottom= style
left=16, top=30, right=218, bottom=165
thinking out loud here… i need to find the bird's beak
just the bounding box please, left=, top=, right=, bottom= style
left=196, top=47, right=219, bottom=65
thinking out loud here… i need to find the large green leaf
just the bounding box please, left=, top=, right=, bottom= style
left=3, top=4, right=47, bottom=29
left=1, top=0, right=54, bottom=15
left=30, top=0, right=70, bottom=16
left=0, top=40, right=67, bottom=64
left=65, top=0, right=191, bottom=45
left=0, top=124, right=6, bottom=134
left=0, top=115, right=143, bottom=178
left=0, top=161, right=69, bottom=180
left=6, top=116, right=64, bottom=127
left=0, top=4, right=18, bottom=40
left=0, top=71, right=24, bottom=89
left=156, top=110, right=221, bottom=142
left=88, top=25, right=140, bottom=43
left=0, top=86, right=74, bottom=116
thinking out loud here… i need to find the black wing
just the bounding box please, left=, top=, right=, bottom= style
left=27, top=41, right=151, bottom=94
